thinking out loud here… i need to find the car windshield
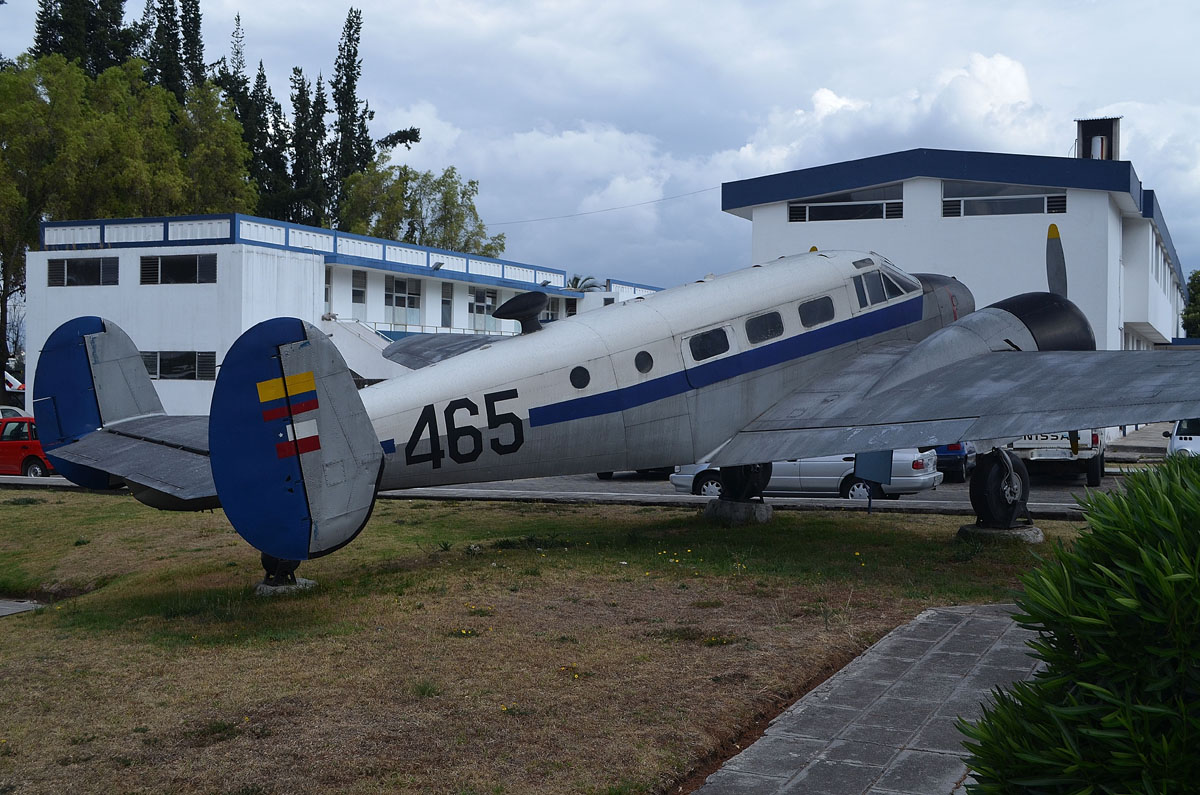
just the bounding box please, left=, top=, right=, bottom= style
left=1178, top=418, right=1200, bottom=436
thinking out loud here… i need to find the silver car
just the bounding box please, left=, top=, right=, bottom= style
left=670, top=449, right=943, bottom=499
left=1164, top=419, right=1200, bottom=457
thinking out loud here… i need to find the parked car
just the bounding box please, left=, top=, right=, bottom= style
left=0, top=417, right=55, bottom=477
left=934, top=440, right=976, bottom=482
left=670, top=449, right=942, bottom=499
left=1164, top=419, right=1200, bottom=457
left=1009, top=429, right=1105, bottom=487
left=0, top=405, right=30, bottom=418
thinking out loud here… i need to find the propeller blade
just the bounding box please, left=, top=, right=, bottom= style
left=1046, top=223, right=1068, bottom=297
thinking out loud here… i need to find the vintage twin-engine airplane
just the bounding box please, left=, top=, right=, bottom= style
left=33, top=226, right=1200, bottom=579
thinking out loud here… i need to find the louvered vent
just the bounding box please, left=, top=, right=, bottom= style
left=140, top=256, right=159, bottom=284
left=47, top=259, right=66, bottom=287
left=787, top=204, right=807, bottom=222
left=942, top=200, right=962, bottom=218
left=100, top=257, right=119, bottom=285
left=196, top=352, right=217, bottom=380
left=1046, top=195, right=1067, bottom=213
left=885, top=202, right=903, bottom=219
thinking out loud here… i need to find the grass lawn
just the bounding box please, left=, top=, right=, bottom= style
left=0, top=488, right=1079, bottom=794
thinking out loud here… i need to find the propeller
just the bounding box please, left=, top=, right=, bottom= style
left=1046, top=223, right=1067, bottom=297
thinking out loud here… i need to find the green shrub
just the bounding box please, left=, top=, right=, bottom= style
left=961, top=455, right=1200, bottom=792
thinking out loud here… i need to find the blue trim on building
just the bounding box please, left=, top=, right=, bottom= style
left=325, top=253, right=584, bottom=298
left=528, top=295, right=922, bottom=427
left=721, top=149, right=1142, bottom=214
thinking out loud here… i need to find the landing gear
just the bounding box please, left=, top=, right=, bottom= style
left=261, top=553, right=301, bottom=587
left=719, top=463, right=772, bottom=501
left=962, top=449, right=1042, bottom=543
left=968, top=449, right=1030, bottom=528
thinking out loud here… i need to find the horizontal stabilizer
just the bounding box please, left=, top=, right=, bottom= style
left=382, top=333, right=501, bottom=369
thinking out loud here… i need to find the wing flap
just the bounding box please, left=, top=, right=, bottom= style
left=712, top=350, right=1200, bottom=466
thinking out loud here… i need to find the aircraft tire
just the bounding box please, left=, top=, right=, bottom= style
left=719, top=463, right=772, bottom=501
left=969, top=452, right=1030, bottom=527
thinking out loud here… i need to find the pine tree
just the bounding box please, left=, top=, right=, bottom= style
left=32, top=0, right=131, bottom=76
left=328, top=7, right=374, bottom=227
left=249, top=62, right=291, bottom=220
left=289, top=67, right=328, bottom=226
left=179, top=0, right=204, bottom=88
left=148, top=0, right=185, bottom=101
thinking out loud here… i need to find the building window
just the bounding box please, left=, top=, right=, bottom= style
left=48, top=257, right=119, bottom=287
left=441, top=282, right=454, bottom=327
left=565, top=298, right=578, bottom=317
left=351, top=270, right=367, bottom=320
left=324, top=267, right=332, bottom=313
left=541, top=297, right=561, bottom=323
left=139, top=254, right=216, bottom=284
left=787, top=183, right=902, bottom=223
left=941, top=180, right=1067, bottom=217
left=469, top=288, right=497, bottom=331
left=745, top=311, right=784, bottom=344
left=384, top=275, right=421, bottom=325
left=140, top=351, right=216, bottom=380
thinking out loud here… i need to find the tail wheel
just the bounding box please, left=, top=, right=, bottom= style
left=718, top=463, right=772, bottom=501
left=969, top=451, right=1030, bottom=528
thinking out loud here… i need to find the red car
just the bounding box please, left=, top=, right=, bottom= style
left=0, top=417, right=55, bottom=477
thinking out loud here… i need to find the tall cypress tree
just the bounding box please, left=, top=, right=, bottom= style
left=148, top=0, right=185, bottom=101
left=250, top=61, right=291, bottom=220
left=289, top=67, right=328, bottom=226
left=179, top=0, right=204, bottom=88
left=32, top=0, right=131, bottom=76
left=328, top=7, right=374, bottom=227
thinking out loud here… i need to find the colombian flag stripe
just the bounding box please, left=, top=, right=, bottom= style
left=256, top=371, right=317, bottom=403
left=261, top=397, right=319, bottom=422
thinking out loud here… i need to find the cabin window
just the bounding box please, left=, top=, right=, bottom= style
left=799, top=296, right=835, bottom=328
left=745, top=312, right=784, bottom=344
left=852, top=271, right=895, bottom=309
left=688, top=328, right=730, bottom=362
left=48, top=257, right=119, bottom=287
left=635, top=351, right=654, bottom=373
left=569, top=366, right=590, bottom=389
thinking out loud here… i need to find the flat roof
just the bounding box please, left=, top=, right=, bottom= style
left=721, top=147, right=1183, bottom=291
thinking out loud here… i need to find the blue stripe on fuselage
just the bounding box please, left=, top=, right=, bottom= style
left=528, top=295, right=922, bottom=428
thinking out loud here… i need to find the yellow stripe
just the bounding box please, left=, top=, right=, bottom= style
left=256, top=371, right=317, bottom=403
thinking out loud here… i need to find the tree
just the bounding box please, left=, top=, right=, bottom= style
left=174, top=82, right=257, bottom=213
left=288, top=67, right=328, bottom=225
left=341, top=159, right=505, bottom=258
left=179, top=0, right=204, bottom=89
left=32, top=0, right=133, bottom=76
left=248, top=62, right=291, bottom=220
left=565, top=275, right=602, bottom=291
left=328, top=7, right=374, bottom=226
left=147, top=0, right=185, bottom=101
left=1183, top=270, right=1200, bottom=338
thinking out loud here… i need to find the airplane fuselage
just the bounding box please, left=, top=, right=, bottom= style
left=362, top=251, right=973, bottom=491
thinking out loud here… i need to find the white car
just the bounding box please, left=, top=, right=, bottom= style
left=1164, top=419, right=1200, bottom=457
left=0, top=405, right=30, bottom=419
left=670, top=449, right=943, bottom=500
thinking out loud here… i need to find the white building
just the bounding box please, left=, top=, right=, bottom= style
left=721, top=119, right=1186, bottom=353
left=24, top=213, right=657, bottom=414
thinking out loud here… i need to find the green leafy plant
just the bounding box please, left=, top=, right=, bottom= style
left=961, top=455, right=1200, bottom=792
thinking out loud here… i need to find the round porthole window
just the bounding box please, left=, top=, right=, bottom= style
left=635, top=351, right=653, bottom=373
left=570, top=366, right=590, bottom=389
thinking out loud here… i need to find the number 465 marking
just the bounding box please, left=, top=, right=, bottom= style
left=404, top=388, right=524, bottom=468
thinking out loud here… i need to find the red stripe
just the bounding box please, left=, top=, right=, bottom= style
left=275, top=435, right=321, bottom=459
left=262, top=397, right=320, bottom=422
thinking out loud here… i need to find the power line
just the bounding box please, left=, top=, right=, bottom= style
left=487, top=185, right=720, bottom=226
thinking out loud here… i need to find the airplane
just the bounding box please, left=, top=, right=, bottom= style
left=31, top=225, right=1200, bottom=583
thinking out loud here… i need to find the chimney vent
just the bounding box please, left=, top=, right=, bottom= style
left=1075, top=117, right=1121, bottom=160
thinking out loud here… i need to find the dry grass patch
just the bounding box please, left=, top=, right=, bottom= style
left=0, top=488, right=1080, bottom=793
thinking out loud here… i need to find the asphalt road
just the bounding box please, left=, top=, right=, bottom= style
left=381, top=467, right=1122, bottom=520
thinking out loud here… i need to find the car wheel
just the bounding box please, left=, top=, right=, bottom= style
left=840, top=477, right=881, bottom=500
left=1085, top=454, right=1104, bottom=487
left=23, top=458, right=46, bottom=478
left=955, top=458, right=969, bottom=483
left=693, top=472, right=723, bottom=497
left=596, top=472, right=613, bottom=480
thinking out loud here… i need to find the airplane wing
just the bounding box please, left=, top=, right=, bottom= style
left=711, top=347, right=1200, bottom=466
left=381, top=333, right=501, bottom=369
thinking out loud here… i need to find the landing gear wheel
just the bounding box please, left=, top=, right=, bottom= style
left=261, top=553, right=301, bottom=587
left=969, top=451, right=1030, bottom=528
left=841, top=477, right=883, bottom=500
left=22, top=458, right=47, bottom=478
left=693, top=472, right=724, bottom=497
left=1085, top=454, right=1104, bottom=487
left=719, top=463, right=772, bottom=501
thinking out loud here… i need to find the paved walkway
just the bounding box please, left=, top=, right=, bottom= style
left=698, top=604, right=1040, bottom=795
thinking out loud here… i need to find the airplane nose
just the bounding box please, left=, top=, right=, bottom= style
left=913, top=273, right=976, bottom=321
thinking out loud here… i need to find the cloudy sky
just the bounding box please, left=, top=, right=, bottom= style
left=3, top=0, right=1198, bottom=288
